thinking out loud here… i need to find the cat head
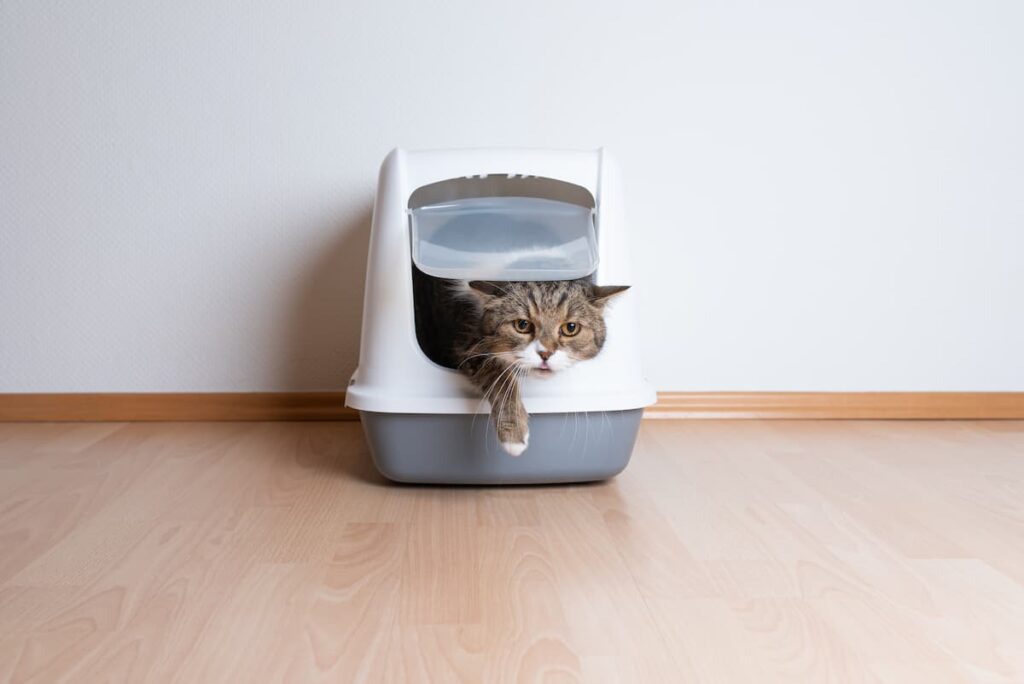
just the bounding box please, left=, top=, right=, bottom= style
left=463, top=279, right=629, bottom=375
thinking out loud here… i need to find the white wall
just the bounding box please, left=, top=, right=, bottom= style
left=2, top=0, right=1022, bottom=392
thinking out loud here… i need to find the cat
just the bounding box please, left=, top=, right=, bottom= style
left=453, top=279, right=628, bottom=456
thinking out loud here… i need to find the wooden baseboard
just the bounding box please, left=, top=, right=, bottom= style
left=648, top=392, right=1024, bottom=419
left=0, top=392, right=355, bottom=422
left=1, top=391, right=1022, bottom=422
left=0, top=389, right=1019, bottom=421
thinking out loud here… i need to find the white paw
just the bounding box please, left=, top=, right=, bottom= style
left=501, top=432, right=529, bottom=457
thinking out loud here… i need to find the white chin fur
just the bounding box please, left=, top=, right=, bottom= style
left=545, top=351, right=572, bottom=371
left=533, top=354, right=573, bottom=373
left=518, top=342, right=573, bottom=373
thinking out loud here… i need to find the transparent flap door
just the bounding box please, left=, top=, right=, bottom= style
left=410, top=196, right=598, bottom=281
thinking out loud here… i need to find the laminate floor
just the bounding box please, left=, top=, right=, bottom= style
left=1, top=420, right=1022, bottom=683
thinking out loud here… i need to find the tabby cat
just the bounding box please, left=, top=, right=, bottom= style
left=453, top=279, right=628, bottom=455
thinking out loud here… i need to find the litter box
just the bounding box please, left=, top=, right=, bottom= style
left=346, top=148, right=655, bottom=484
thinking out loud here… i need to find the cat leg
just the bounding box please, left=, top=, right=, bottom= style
left=493, top=378, right=529, bottom=456
left=468, top=359, right=530, bottom=456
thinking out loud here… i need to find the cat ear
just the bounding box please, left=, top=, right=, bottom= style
left=589, top=285, right=630, bottom=306
left=468, top=281, right=501, bottom=296
left=466, top=280, right=503, bottom=302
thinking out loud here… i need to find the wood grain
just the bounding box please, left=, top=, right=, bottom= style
left=648, top=391, right=1024, bottom=419
left=2, top=391, right=1023, bottom=422
left=0, top=392, right=355, bottom=422
left=1, top=420, right=1023, bottom=682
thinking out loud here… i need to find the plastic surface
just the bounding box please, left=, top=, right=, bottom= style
left=361, top=409, right=643, bottom=485
left=410, top=196, right=598, bottom=281
left=345, top=147, right=656, bottom=416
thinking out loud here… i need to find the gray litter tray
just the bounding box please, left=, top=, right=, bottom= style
left=360, top=409, right=643, bottom=485
left=346, top=148, right=656, bottom=485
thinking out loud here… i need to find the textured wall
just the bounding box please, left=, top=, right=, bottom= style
left=2, top=0, right=1022, bottom=391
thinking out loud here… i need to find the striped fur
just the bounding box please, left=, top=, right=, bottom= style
left=456, top=280, right=628, bottom=455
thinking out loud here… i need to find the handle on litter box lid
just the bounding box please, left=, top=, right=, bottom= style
left=398, top=147, right=605, bottom=198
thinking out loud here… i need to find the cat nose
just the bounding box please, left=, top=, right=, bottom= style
left=538, top=350, right=552, bottom=361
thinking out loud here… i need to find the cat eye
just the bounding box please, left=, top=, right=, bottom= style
left=513, top=319, right=533, bottom=333
left=560, top=322, right=581, bottom=337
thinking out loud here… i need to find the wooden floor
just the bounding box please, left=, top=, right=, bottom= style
left=0, top=421, right=1022, bottom=683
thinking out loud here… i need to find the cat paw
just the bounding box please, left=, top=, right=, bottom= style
left=500, top=431, right=529, bottom=456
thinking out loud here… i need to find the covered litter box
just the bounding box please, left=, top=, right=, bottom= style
left=346, top=148, right=656, bottom=484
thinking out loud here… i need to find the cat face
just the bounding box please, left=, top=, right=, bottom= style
left=465, top=280, right=628, bottom=376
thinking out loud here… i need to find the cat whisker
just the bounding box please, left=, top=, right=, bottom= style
left=483, top=360, right=520, bottom=401
left=457, top=350, right=517, bottom=369
left=583, top=408, right=591, bottom=457
left=503, top=364, right=530, bottom=439
left=488, top=365, right=520, bottom=441
left=496, top=362, right=528, bottom=432
left=493, top=362, right=524, bottom=419
left=476, top=360, right=518, bottom=446
left=571, top=408, right=579, bottom=454
left=484, top=362, right=523, bottom=425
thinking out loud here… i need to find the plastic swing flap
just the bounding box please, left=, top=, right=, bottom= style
left=410, top=196, right=598, bottom=281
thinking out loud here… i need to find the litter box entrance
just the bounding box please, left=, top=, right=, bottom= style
left=408, top=175, right=598, bottom=369
left=411, top=266, right=599, bottom=370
